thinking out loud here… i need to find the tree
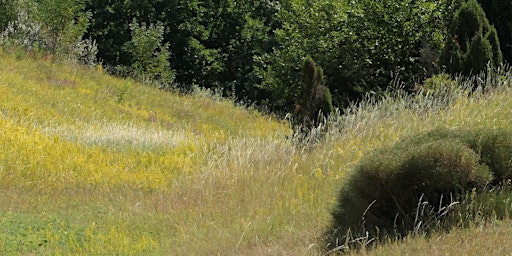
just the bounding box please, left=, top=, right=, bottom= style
left=294, top=56, right=333, bottom=130
left=335, top=0, right=448, bottom=103
left=254, top=0, right=347, bottom=112
left=85, top=0, right=279, bottom=101
left=85, top=0, right=165, bottom=66
left=257, top=0, right=448, bottom=112
left=32, top=0, right=90, bottom=55
left=477, top=0, right=512, bottom=64
left=0, top=0, right=95, bottom=63
left=440, top=0, right=502, bottom=75
left=123, top=19, right=174, bottom=88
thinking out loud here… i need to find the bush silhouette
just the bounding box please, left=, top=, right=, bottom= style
left=325, top=127, right=512, bottom=252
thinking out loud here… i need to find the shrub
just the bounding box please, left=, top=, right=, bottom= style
left=0, top=0, right=97, bottom=65
left=414, top=73, right=463, bottom=113
left=463, top=129, right=512, bottom=184
left=122, top=19, right=175, bottom=89
left=324, top=128, right=502, bottom=252
left=397, top=139, right=490, bottom=200
left=0, top=1, right=44, bottom=54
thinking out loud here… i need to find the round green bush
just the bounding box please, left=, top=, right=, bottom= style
left=325, top=128, right=498, bottom=252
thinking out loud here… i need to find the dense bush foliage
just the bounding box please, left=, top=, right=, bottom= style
left=325, top=127, right=512, bottom=252
left=0, top=0, right=96, bottom=64
left=256, top=0, right=450, bottom=111
left=0, top=0, right=15, bottom=32
left=119, top=19, right=174, bottom=88
left=463, top=129, right=512, bottom=183
left=84, top=0, right=279, bottom=98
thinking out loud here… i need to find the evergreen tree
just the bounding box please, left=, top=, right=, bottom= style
left=295, top=56, right=333, bottom=131
left=477, top=0, right=512, bottom=64
left=440, top=0, right=502, bottom=75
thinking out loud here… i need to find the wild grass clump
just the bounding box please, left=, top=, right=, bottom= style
left=325, top=127, right=512, bottom=253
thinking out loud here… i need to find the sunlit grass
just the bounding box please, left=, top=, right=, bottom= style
left=347, top=220, right=512, bottom=256
left=0, top=52, right=297, bottom=255
left=1, top=50, right=512, bottom=255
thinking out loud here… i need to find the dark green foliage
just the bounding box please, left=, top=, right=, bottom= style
left=326, top=128, right=512, bottom=252
left=465, top=33, right=494, bottom=74
left=0, top=0, right=16, bottom=32
left=84, top=0, right=164, bottom=66
left=5, top=0, right=507, bottom=115
left=319, top=87, right=333, bottom=118
left=486, top=26, right=503, bottom=66
left=337, top=0, right=448, bottom=100
left=85, top=0, right=278, bottom=99
left=299, top=56, right=322, bottom=121
left=294, top=56, right=333, bottom=130
left=440, top=0, right=503, bottom=75
left=477, top=0, right=512, bottom=64
left=84, top=0, right=456, bottom=113
left=258, top=0, right=449, bottom=112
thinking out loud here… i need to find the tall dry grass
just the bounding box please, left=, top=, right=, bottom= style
left=1, top=51, right=512, bottom=255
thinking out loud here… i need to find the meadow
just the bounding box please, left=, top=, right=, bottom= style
left=1, top=51, right=512, bottom=255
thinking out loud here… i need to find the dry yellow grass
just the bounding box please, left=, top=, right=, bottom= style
left=350, top=220, right=512, bottom=256
left=1, top=51, right=512, bottom=255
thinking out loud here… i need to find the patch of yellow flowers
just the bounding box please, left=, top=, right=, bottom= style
left=0, top=117, right=200, bottom=191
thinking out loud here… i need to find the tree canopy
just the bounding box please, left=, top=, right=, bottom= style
left=1, top=0, right=510, bottom=115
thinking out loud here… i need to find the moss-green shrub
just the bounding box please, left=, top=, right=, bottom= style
left=324, top=127, right=512, bottom=252
left=408, top=129, right=512, bottom=184
left=463, top=129, right=512, bottom=184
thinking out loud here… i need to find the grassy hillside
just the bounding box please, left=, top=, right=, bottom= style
left=1, top=51, right=512, bottom=255
left=347, top=219, right=512, bottom=256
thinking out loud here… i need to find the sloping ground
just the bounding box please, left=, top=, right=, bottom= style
left=347, top=220, right=512, bottom=256
left=0, top=53, right=306, bottom=255
left=1, top=52, right=512, bottom=255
